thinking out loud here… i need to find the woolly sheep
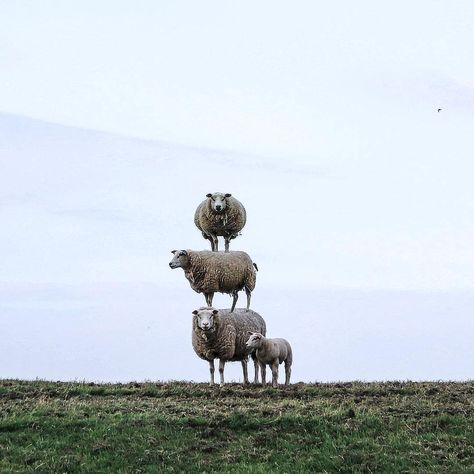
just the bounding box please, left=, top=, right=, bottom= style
left=192, top=307, right=267, bottom=386
left=169, top=249, right=257, bottom=312
left=246, top=332, right=293, bottom=388
left=194, top=192, right=247, bottom=252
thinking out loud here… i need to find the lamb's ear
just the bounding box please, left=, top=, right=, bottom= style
left=212, top=309, right=219, bottom=315
left=171, top=250, right=177, bottom=254
left=206, top=193, right=212, bottom=198
left=192, top=310, right=199, bottom=315
left=225, top=193, right=232, bottom=198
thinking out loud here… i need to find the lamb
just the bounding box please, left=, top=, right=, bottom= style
left=194, top=192, right=247, bottom=252
left=192, top=307, right=266, bottom=386
left=246, top=332, right=293, bottom=388
left=169, top=249, right=257, bottom=312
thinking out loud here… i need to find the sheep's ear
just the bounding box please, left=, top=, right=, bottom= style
left=171, top=250, right=177, bottom=254
left=225, top=193, right=232, bottom=198
left=206, top=193, right=212, bottom=198
left=181, top=250, right=188, bottom=256
left=212, top=309, right=219, bottom=315
left=192, top=310, right=199, bottom=315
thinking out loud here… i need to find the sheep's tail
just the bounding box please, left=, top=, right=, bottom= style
left=253, top=263, right=259, bottom=272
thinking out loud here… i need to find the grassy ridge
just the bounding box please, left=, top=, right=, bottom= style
left=1, top=380, right=473, bottom=473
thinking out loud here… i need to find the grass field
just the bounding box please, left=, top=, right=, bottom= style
left=1, top=380, right=473, bottom=473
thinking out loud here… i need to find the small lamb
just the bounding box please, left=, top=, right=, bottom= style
left=246, top=332, right=293, bottom=388
left=194, top=192, right=246, bottom=252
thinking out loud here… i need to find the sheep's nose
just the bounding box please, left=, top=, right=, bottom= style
left=168, top=262, right=173, bottom=267
left=215, top=205, right=221, bottom=210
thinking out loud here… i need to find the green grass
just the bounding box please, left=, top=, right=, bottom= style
left=1, top=380, right=473, bottom=473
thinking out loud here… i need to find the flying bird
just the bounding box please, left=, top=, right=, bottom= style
left=438, top=108, right=442, bottom=112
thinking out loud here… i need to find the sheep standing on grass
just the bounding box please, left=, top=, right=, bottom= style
left=194, top=192, right=246, bottom=252
left=246, top=333, right=293, bottom=388
left=192, top=307, right=267, bottom=386
left=169, top=249, right=257, bottom=312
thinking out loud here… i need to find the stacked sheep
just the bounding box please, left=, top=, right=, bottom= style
left=169, top=192, right=292, bottom=388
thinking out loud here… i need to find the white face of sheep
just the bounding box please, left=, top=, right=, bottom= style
left=169, top=250, right=189, bottom=269
left=206, top=192, right=232, bottom=213
left=193, top=309, right=218, bottom=331
left=246, top=332, right=264, bottom=349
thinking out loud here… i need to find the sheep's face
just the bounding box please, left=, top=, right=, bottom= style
left=206, top=192, right=231, bottom=213
left=246, top=332, right=264, bottom=349
left=193, top=308, right=218, bottom=332
left=169, top=250, right=189, bottom=269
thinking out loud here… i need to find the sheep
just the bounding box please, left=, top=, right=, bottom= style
left=192, top=307, right=266, bottom=386
left=194, top=192, right=247, bottom=252
left=246, top=332, right=293, bottom=388
left=169, top=249, right=257, bottom=312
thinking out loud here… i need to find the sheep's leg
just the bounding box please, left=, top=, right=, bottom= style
left=203, top=232, right=213, bottom=251
left=284, top=361, right=291, bottom=386
left=241, top=359, right=249, bottom=385
left=219, top=359, right=226, bottom=387
left=245, top=288, right=251, bottom=310
left=230, top=291, right=238, bottom=312
left=211, top=234, right=219, bottom=252
left=271, top=361, right=279, bottom=388
left=252, top=353, right=259, bottom=384
left=209, top=360, right=215, bottom=386
left=204, top=292, right=214, bottom=307
left=224, top=236, right=230, bottom=252
left=259, top=362, right=266, bottom=387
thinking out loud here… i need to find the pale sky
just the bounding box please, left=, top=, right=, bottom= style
left=1, top=2, right=474, bottom=381
left=1, top=1, right=474, bottom=158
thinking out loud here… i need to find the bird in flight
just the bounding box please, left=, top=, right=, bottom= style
left=438, top=108, right=442, bottom=112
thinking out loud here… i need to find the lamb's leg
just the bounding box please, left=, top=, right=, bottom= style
left=224, top=236, right=230, bottom=252
left=271, top=361, right=279, bottom=388
left=252, top=353, right=259, bottom=384
left=259, top=362, right=266, bottom=387
left=219, top=359, right=226, bottom=387
left=241, top=359, right=249, bottom=385
left=284, top=360, right=291, bottom=386
left=245, top=288, right=251, bottom=310
left=230, top=291, right=238, bottom=312
left=209, top=360, right=215, bottom=386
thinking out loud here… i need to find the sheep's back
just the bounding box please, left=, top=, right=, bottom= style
left=218, top=309, right=266, bottom=361
left=189, top=251, right=256, bottom=292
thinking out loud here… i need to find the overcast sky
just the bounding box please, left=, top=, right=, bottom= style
left=1, top=1, right=474, bottom=158
left=1, top=2, right=474, bottom=381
